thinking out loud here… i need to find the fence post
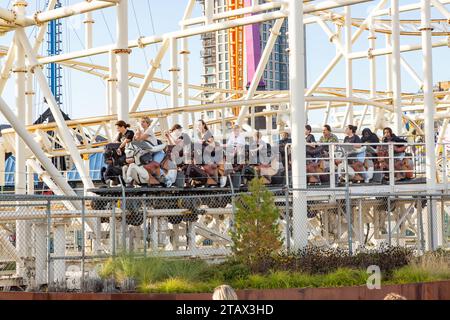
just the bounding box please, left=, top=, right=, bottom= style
left=143, top=200, right=147, bottom=257
left=111, top=202, right=116, bottom=256
left=345, top=187, right=353, bottom=255
left=285, top=187, right=291, bottom=253
left=285, top=144, right=291, bottom=188
left=151, top=215, right=158, bottom=252
left=81, top=198, right=86, bottom=291
left=330, top=145, right=336, bottom=189
left=388, top=144, right=395, bottom=188
left=387, top=197, right=392, bottom=246
left=229, top=175, right=236, bottom=234
left=358, top=198, right=363, bottom=248
left=443, top=148, right=448, bottom=193
left=441, top=198, right=446, bottom=249
left=120, top=179, right=127, bottom=252
left=46, top=200, right=52, bottom=286
left=417, top=198, right=426, bottom=253
left=428, top=195, right=435, bottom=250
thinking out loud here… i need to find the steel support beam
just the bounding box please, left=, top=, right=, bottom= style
left=289, top=0, right=307, bottom=250
left=16, top=28, right=94, bottom=191
left=392, top=0, right=403, bottom=134
left=421, top=0, right=441, bottom=249
left=116, top=0, right=130, bottom=123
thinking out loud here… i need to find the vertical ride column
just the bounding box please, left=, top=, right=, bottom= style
left=169, top=37, right=180, bottom=127
left=13, top=0, right=29, bottom=278
left=116, top=0, right=130, bottom=123
left=421, top=0, right=441, bottom=249
left=288, top=0, right=307, bottom=251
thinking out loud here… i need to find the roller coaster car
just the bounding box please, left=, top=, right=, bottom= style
left=87, top=186, right=239, bottom=226
left=87, top=185, right=285, bottom=226
left=122, top=198, right=144, bottom=226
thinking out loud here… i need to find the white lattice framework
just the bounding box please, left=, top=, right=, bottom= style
left=0, top=0, right=448, bottom=268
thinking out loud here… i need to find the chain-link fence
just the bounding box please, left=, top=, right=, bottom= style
left=286, top=189, right=450, bottom=255
left=0, top=189, right=449, bottom=291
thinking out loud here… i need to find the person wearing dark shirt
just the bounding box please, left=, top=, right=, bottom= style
left=382, top=127, right=407, bottom=157
left=305, top=124, right=316, bottom=143
left=102, top=120, right=134, bottom=186
left=343, top=125, right=365, bottom=164
left=381, top=127, right=411, bottom=180
left=279, top=131, right=292, bottom=167
left=344, top=125, right=362, bottom=145
left=305, top=125, right=321, bottom=160
left=114, top=120, right=134, bottom=155
left=339, top=125, right=366, bottom=182
left=361, top=128, right=380, bottom=152
left=382, top=127, right=406, bottom=144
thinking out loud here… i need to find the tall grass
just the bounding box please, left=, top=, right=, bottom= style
left=97, top=250, right=450, bottom=294
left=230, top=269, right=368, bottom=290
left=98, top=254, right=211, bottom=288
left=390, top=251, right=450, bottom=284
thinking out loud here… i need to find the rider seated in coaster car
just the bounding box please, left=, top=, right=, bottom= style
left=305, top=125, right=325, bottom=184
left=101, top=145, right=123, bottom=186
left=222, top=125, right=246, bottom=187
left=336, top=125, right=368, bottom=183
left=182, top=138, right=220, bottom=188
left=255, top=157, right=284, bottom=185
left=101, top=120, right=134, bottom=186
left=133, top=117, right=169, bottom=186
left=163, top=124, right=193, bottom=187
left=248, top=131, right=277, bottom=185
left=378, top=127, right=412, bottom=181
left=122, top=153, right=150, bottom=188
left=307, top=159, right=330, bottom=184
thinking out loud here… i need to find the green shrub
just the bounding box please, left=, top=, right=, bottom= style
left=320, top=268, right=368, bottom=287
left=249, top=245, right=414, bottom=275
left=220, top=262, right=251, bottom=281
left=231, top=178, right=283, bottom=268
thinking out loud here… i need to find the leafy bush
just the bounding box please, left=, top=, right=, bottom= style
left=218, top=261, right=251, bottom=281
left=248, top=245, right=414, bottom=275
left=231, top=178, right=283, bottom=267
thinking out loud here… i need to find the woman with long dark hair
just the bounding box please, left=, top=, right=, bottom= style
left=197, top=119, right=213, bottom=144
left=114, top=120, right=134, bottom=156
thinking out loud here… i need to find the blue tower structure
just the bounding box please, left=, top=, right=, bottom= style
left=46, top=0, right=63, bottom=108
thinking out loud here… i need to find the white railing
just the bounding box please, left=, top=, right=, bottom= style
left=285, top=142, right=450, bottom=189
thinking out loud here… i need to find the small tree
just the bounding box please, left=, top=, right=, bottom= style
left=231, top=178, right=283, bottom=266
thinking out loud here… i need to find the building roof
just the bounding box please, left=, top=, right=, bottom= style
left=3, top=156, right=39, bottom=187
left=0, top=124, right=12, bottom=137
left=67, top=153, right=104, bottom=182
